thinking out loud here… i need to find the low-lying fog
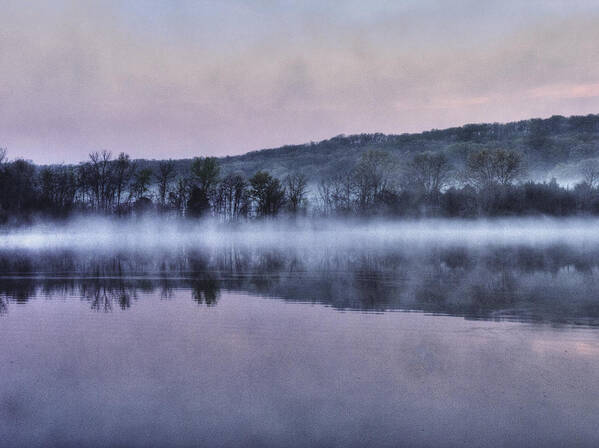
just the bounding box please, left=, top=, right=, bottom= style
left=3, top=216, right=599, bottom=325
left=2, top=216, right=599, bottom=251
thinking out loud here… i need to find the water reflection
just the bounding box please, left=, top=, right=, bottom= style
left=1, top=242, right=599, bottom=326
left=2, top=242, right=599, bottom=447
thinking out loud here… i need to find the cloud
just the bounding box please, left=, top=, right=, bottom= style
left=1, top=1, right=599, bottom=162
left=528, top=83, right=599, bottom=100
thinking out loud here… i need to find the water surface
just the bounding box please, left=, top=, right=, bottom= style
left=2, top=224, right=599, bottom=447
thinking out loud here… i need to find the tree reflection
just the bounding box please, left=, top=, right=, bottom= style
left=191, top=275, right=220, bottom=307
left=1, top=243, right=599, bottom=325
left=80, top=279, right=135, bottom=312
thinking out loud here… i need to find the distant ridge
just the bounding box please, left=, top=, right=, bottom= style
left=207, top=113, right=599, bottom=181
left=44, top=113, right=599, bottom=183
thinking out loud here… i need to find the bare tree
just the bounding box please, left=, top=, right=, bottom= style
left=317, top=179, right=333, bottom=216
left=405, top=152, right=452, bottom=200
left=464, top=149, right=524, bottom=188
left=169, top=177, right=191, bottom=216
left=0, top=148, right=6, bottom=164
left=87, top=150, right=114, bottom=211
left=155, top=160, right=176, bottom=207
left=216, top=173, right=249, bottom=221
left=353, top=150, right=397, bottom=211
left=39, top=165, right=78, bottom=213
left=316, top=171, right=354, bottom=216
left=285, top=173, right=308, bottom=213
left=331, top=171, right=354, bottom=213
left=581, top=160, right=599, bottom=188
left=113, top=152, right=135, bottom=211
left=493, top=150, right=525, bottom=185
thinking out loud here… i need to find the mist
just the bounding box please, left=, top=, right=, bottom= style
left=3, top=215, right=599, bottom=251
left=4, top=216, right=599, bottom=328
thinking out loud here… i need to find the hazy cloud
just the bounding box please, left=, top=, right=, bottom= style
left=1, top=0, right=599, bottom=162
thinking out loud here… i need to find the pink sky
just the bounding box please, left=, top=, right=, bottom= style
left=2, top=0, right=599, bottom=163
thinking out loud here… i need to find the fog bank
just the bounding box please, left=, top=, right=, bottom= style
left=2, top=216, right=599, bottom=251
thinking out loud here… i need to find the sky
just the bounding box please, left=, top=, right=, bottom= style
left=2, top=0, right=599, bottom=164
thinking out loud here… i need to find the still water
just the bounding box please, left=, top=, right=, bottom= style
left=2, top=237, right=599, bottom=447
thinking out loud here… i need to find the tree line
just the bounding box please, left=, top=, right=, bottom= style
left=0, top=148, right=306, bottom=222
left=2, top=146, right=599, bottom=223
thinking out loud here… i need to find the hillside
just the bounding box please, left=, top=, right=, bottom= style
left=132, top=114, right=599, bottom=184
left=5, top=113, right=599, bottom=221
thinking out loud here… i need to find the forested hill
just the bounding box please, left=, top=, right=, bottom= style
left=132, top=113, right=599, bottom=183
left=4, top=113, right=599, bottom=222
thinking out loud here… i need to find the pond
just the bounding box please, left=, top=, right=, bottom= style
left=2, top=222, right=599, bottom=447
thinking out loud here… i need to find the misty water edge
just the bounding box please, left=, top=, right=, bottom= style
left=2, top=217, right=599, bottom=447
